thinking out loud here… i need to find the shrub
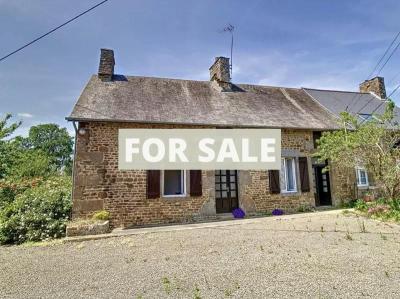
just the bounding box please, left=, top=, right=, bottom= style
left=340, top=199, right=357, bottom=208
left=389, top=199, right=400, bottom=211
left=92, top=210, right=110, bottom=221
left=367, top=205, right=390, bottom=216
left=354, top=199, right=368, bottom=212
left=0, top=176, right=72, bottom=244
left=0, top=177, right=43, bottom=209
left=354, top=197, right=400, bottom=223
left=297, top=204, right=313, bottom=213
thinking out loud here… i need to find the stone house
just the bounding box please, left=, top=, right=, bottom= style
left=67, top=49, right=394, bottom=228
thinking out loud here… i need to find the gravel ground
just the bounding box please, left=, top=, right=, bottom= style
left=1, top=210, right=400, bottom=299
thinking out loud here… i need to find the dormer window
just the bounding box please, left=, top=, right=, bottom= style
left=357, top=113, right=382, bottom=123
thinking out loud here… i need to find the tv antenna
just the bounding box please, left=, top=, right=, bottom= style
left=222, top=24, right=235, bottom=79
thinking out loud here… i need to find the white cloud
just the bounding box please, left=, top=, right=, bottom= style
left=17, top=112, right=33, bottom=118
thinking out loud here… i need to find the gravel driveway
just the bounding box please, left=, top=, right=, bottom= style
left=1, top=210, right=400, bottom=298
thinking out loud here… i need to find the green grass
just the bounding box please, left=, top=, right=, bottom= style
left=345, top=231, right=353, bottom=241
left=162, top=277, right=172, bottom=294
left=194, top=285, right=201, bottom=299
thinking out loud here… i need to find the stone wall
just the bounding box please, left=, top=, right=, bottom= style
left=240, top=129, right=315, bottom=213
left=329, top=164, right=379, bottom=205
left=329, top=165, right=356, bottom=205
left=73, top=122, right=317, bottom=227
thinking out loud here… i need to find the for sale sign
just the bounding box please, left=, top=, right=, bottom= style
left=118, top=129, right=281, bottom=170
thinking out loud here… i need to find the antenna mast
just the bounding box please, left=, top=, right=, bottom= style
left=223, top=24, right=235, bottom=79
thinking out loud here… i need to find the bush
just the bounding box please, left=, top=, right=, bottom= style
left=340, top=199, right=357, bottom=208
left=354, top=199, right=368, bottom=212
left=389, top=199, right=400, bottom=211
left=92, top=210, right=110, bottom=221
left=354, top=197, right=400, bottom=223
left=0, top=177, right=43, bottom=209
left=0, top=176, right=72, bottom=244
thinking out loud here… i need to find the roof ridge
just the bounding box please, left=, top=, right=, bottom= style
left=94, top=74, right=307, bottom=90
left=303, top=87, right=369, bottom=94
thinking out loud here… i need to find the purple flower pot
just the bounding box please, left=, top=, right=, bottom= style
left=232, top=208, right=245, bottom=219
left=272, top=209, right=284, bottom=216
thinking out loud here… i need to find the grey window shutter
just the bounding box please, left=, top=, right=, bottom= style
left=147, top=170, right=160, bottom=199
left=268, top=170, right=280, bottom=194
left=299, top=157, right=310, bottom=192
left=190, top=170, right=202, bottom=196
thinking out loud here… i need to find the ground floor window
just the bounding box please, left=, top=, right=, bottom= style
left=281, top=157, right=297, bottom=192
left=356, top=167, right=369, bottom=187
left=162, top=170, right=186, bottom=196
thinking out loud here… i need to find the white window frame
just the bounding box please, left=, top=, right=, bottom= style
left=161, top=170, right=186, bottom=197
left=357, top=113, right=382, bottom=123
left=356, top=167, right=369, bottom=187
left=281, top=157, right=297, bottom=193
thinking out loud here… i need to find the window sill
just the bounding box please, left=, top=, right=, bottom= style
left=162, top=194, right=187, bottom=199
left=357, top=185, right=369, bottom=189
left=280, top=191, right=299, bottom=196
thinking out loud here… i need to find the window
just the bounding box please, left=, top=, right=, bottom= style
left=356, top=167, right=369, bottom=187
left=162, top=170, right=186, bottom=196
left=357, top=113, right=382, bottom=123
left=281, top=158, right=297, bottom=192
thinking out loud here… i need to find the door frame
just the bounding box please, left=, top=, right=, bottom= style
left=314, top=165, right=332, bottom=206
left=215, top=170, right=239, bottom=214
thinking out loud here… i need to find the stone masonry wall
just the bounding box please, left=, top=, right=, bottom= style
left=73, top=122, right=317, bottom=227
left=240, top=129, right=315, bottom=213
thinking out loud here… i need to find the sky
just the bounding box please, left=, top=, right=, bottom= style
left=1, top=0, right=400, bottom=136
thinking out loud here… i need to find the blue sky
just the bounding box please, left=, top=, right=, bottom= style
left=1, top=0, right=400, bottom=136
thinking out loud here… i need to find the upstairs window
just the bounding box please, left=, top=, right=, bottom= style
left=281, top=158, right=297, bottom=192
left=357, top=113, right=382, bottom=123
left=163, top=170, right=186, bottom=196
left=356, top=167, right=369, bottom=187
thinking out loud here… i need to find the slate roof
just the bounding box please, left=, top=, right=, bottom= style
left=304, top=88, right=400, bottom=124
left=67, top=75, right=340, bottom=130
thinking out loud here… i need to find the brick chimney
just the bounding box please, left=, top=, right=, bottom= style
left=359, top=77, right=386, bottom=99
left=209, top=57, right=232, bottom=91
left=98, top=49, right=115, bottom=81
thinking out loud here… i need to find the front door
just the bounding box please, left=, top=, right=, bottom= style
left=314, top=166, right=332, bottom=206
left=215, top=170, right=239, bottom=213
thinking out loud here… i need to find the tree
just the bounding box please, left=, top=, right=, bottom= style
left=0, top=114, right=21, bottom=140
left=0, top=114, right=21, bottom=179
left=315, top=100, right=400, bottom=199
left=25, top=124, right=73, bottom=175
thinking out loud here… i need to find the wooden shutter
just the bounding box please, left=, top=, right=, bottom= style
left=190, top=170, right=202, bottom=196
left=268, top=170, right=280, bottom=194
left=146, top=170, right=160, bottom=199
left=299, top=157, right=310, bottom=192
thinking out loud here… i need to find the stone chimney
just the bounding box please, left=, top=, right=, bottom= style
left=209, top=57, right=231, bottom=83
left=359, top=76, right=386, bottom=99
left=209, top=57, right=232, bottom=91
left=98, top=49, right=115, bottom=81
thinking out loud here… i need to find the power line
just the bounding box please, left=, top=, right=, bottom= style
left=353, top=38, right=400, bottom=114
left=388, top=83, right=400, bottom=99
left=375, top=40, right=400, bottom=76
left=0, top=0, right=110, bottom=63
left=366, top=30, right=400, bottom=79
left=366, top=84, right=400, bottom=117
left=347, top=29, right=400, bottom=112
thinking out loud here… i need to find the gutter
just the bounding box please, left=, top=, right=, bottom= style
left=65, top=116, right=339, bottom=131
left=70, top=121, right=79, bottom=220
